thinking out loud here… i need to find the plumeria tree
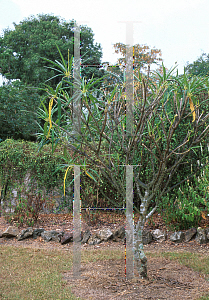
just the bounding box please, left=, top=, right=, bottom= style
left=113, top=42, right=162, bottom=71
left=37, top=49, right=209, bottom=278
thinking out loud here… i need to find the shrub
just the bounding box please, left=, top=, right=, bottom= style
left=158, top=164, right=209, bottom=229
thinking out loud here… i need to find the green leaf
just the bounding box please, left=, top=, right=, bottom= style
left=51, top=129, right=54, bottom=152
left=55, top=82, right=62, bottom=95
left=85, top=170, right=98, bottom=182
left=41, top=101, right=48, bottom=115
left=44, top=122, right=48, bottom=136
left=55, top=43, right=67, bottom=69
left=147, top=120, right=152, bottom=135
left=64, top=147, right=67, bottom=160
left=57, top=97, right=61, bottom=125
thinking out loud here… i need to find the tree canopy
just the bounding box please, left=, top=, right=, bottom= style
left=0, top=81, right=41, bottom=141
left=113, top=42, right=162, bottom=71
left=0, top=14, right=104, bottom=87
left=185, top=53, right=209, bottom=77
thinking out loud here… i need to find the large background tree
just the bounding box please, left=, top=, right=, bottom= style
left=185, top=53, right=209, bottom=77
left=0, top=14, right=104, bottom=88
left=0, top=81, right=41, bottom=141
left=0, top=14, right=106, bottom=142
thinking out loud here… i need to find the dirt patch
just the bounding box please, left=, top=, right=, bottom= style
left=63, top=256, right=209, bottom=300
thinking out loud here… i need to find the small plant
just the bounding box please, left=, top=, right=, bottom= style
left=90, top=210, right=101, bottom=225
left=82, top=208, right=101, bottom=226
left=148, top=215, right=155, bottom=227
left=5, top=189, right=45, bottom=227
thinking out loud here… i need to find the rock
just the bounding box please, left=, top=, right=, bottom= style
left=142, top=230, right=153, bottom=245
left=58, top=232, right=65, bottom=241
left=41, top=231, right=52, bottom=242
left=81, top=229, right=91, bottom=244
left=97, top=228, right=113, bottom=242
left=52, top=231, right=63, bottom=243
left=170, top=231, right=185, bottom=243
left=185, top=227, right=197, bottom=242
left=17, top=227, right=33, bottom=241
left=112, top=226, right=125, bottom=241
left=195, top=228, right=207, bottom=244
left=32, top=228, right=45, bottom=239
left=205, top=228, right=209, bottom=240
left=2, top=226, right=19, bottom=238
left=87, top=234, right=102, bottom=245
left=61, top=232, right=73, bottom=245
left=152, top=229, right=166, bottom=242
left=41, top=230, right=61, bottom=242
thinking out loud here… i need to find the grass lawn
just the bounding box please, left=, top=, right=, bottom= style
left=0, top=246, right=123, bottom=300
left=0, top=245, right=208, bottom=299
left=0, top=246, right=77, bottom=299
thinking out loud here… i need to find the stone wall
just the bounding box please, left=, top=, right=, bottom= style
left=0, top=171, right=73, bottom=214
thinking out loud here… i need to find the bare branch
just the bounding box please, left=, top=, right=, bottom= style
left=146, top=205, right=158, bottom=220
left=142, top=143, right=161, bottom=162
left=97, top=107, right=108, bottom=154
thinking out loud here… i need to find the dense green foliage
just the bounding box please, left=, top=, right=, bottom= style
left=0, top=139, right=68, bottom=189
left=0, top=139, right=117, bottom=225
left=0, top=139, right=72, bottom=224
left=0, top=14, right=104, bottom=87
left=158, top=163, right=209, bottom=229
left=185, top=53, right=209, bottom=77
left=0, top=81, right=41, bottom=141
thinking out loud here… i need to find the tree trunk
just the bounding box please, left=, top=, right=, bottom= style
left=133, top=224, right=147, bottom=278
left=133, top=192, right=149, bottom=278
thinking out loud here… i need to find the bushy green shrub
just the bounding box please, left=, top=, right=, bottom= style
left=0, top=139, right=73, bottom=224
left=0, top=139, right=118, bottom=225
left=158, top=163, right=209, bottom=229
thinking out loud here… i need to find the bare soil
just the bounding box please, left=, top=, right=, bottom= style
left=64, top=255, right=209, bottom=300
left=0, top=212, right=209, bottom=299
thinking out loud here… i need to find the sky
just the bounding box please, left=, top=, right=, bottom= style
left=0, top=0, right=209, bottom=85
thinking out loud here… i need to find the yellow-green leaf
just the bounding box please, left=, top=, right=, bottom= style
left=189, top=97, right=196, bottom=122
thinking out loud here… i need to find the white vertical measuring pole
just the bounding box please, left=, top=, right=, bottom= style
left=126, top=165, right=134, bottom=279
left=125, top=22, right=134, bottom=137
left=73, top=22, right=81, bottom=278
left=73, top=21, right=81, bottom=135
left=73, top=165, right=81, bottom=278
left=123, top=21, right=138, bottom=279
